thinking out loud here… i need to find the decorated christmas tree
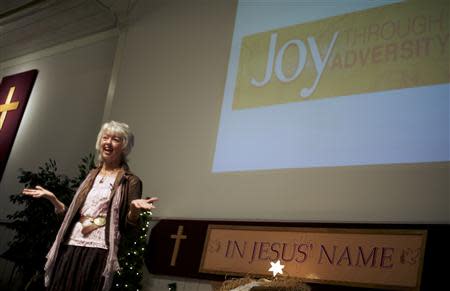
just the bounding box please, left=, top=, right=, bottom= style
left=113, top=210, right=153, bottom=290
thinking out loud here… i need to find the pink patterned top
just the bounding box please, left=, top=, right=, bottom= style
left=66, top=174, right=116, bottom=249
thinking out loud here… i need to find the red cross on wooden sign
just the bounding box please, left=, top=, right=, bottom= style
left=0, top=69, right=38, bottom=182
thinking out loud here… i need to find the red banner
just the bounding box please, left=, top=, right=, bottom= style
left=0, top=70, right=38, bottom=182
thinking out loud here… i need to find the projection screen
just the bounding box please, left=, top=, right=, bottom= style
left=213, top=0, right=449, bottom=172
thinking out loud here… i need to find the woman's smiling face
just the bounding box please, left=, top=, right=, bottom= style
left=100, top=132, right=124, bottom=165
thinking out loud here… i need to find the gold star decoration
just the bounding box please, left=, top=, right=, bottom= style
left=268, top=260, right=285, bottom=277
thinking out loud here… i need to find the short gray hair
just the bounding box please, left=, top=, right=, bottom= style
left=95, top=120, right=134, bottom=165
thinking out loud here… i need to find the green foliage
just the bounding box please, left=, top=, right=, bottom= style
left=2, top=154, right=95, bottom=290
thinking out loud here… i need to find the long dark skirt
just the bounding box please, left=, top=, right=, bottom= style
left=47, top=245, right=108, bottom=291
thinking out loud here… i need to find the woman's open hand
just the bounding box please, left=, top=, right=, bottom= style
left=22, top=186, right=65, bottom=214
left=130, top=197, right=159, bottom=212
left=128, top=197, right=159, bottom=222
left=22, top=185, right=54, bottom=199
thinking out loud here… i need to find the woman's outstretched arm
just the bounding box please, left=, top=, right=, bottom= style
left=22, top=186, right=66, bottom=214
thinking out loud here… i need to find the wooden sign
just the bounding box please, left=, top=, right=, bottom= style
left=200, top=225, right=427, bottom=290
left=145, top=220, right=447, bottom=290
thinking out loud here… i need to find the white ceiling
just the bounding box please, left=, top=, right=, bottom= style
left=0, top=0, right=136, bottom=63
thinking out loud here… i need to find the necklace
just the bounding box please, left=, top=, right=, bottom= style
left=99, top=169, right=118, bottom=184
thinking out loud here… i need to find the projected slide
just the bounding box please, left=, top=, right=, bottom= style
left=213, top=0, right=449, bottom=172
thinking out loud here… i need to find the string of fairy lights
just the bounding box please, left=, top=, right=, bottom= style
left=113, top=210, right=153, bottom=291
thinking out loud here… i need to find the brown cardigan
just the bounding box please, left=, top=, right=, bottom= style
left=44, top=164, right=142, bottom=291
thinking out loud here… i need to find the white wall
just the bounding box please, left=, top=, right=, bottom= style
left=0, top=32, right=118, bottom=220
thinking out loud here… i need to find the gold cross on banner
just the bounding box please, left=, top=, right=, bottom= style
left=0, top=87, right=19, bottom=131
left=170, top=225, right=187, bottom=266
